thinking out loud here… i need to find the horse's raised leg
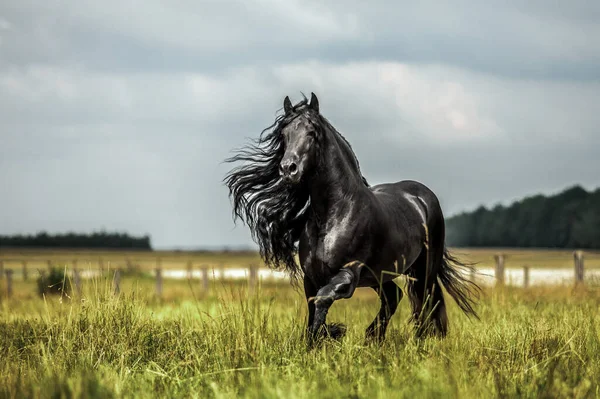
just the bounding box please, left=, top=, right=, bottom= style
left=365, top=280, right=403, bottom=342
left=308, top=261, right=363, bottom=344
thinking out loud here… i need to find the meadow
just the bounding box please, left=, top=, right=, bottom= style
left=1, top=260, right=600, bottom=399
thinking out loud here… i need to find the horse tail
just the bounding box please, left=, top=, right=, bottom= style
left=438, top=248, right=481, bottom=320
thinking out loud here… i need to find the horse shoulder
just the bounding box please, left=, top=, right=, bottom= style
left=320, top=196, right=382, bottom=267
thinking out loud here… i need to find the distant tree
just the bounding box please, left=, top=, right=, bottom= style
left=0, top=231, right=152, bottom=249
left=446, top=185, right=600, bottom=249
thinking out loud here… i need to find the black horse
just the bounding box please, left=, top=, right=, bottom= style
left=224, top=93, right=480, bottom=343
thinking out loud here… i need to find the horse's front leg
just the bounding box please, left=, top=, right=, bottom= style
left=303, top=275, right=317, bottom=337
left=308, top=261, right=363, bottom=344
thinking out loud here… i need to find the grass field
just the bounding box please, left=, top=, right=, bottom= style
left=2, top=272, right=600, bottom=398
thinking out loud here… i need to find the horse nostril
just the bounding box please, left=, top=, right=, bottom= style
left=289, top=163, right=298, bottom=174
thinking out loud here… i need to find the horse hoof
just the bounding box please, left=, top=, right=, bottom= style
left=306, top=323, right=347, bottom=348
left=326, top=323, right=347, bottom=340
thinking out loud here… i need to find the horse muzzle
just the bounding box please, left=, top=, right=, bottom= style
left=279, top=159, right=301, bottom=184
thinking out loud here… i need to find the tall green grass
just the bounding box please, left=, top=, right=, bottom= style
left=1, top=276, right=599, bottom=398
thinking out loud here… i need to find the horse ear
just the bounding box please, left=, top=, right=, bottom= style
left=283, top=96, right=293, bottom=115
left=309, top=92, right=319, bottom=113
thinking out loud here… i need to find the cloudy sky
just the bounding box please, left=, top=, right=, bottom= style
left=1, top=1, right=599, bottom=249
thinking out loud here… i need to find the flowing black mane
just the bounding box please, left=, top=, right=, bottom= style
left=223, top=95, right=368, bottom=283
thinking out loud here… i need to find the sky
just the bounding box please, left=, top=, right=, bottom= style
left=1, top=1, right=599, bottom=249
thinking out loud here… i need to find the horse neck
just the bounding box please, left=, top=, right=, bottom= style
left=308, top=133, right=367, bottom=221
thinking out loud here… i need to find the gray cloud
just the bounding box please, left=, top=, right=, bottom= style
left=2, top=1, right=599, bottom=79
left=1, top=1, right=599, bottom=248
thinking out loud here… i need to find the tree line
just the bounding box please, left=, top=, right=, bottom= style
left=0, top=231, right=152, bottom=249
left=446, top=185, right=600, bottom=249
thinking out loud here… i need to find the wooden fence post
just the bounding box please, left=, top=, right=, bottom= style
left=113, top=269, right=121, bottom=295
left=71, top=259, right=79, bottom=295
left=249, top=264, right=258, bottom=291
left=523, top=266, right=530, bottom=289
left=187, top=260, right=193, bottom=280
left=201, top=266, right=209, bottom=294
left=219, top=263, right=226, bottom=281
left=494, top=254, right=505, bottom=286
left=73, top=267, right=82, bottom=296
left=5, top=269, right=14, bottom=298
left=155, top=268, right=163, bottom=297
left=574, top=251, right=584, bottom=286
left=126, top=258, right=133, bottom=273
left=22, top=261, right=28, bottom=281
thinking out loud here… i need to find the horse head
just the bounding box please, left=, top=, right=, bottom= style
left=278, top=92, right=368, bottom=187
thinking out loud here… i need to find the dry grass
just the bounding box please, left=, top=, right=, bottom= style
left=1, top=275, right=600, bottom=398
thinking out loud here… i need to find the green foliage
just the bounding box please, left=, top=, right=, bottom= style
left=0, top=230, right=152, bottom=249
left=1, top=280, right=600, bottom=398
left=447, top=185, right=600, bottom=249
left=36, top=267, right=72, bottom=297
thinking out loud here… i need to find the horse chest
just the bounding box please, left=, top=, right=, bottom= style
left=314, top=215, right=357, bottom=268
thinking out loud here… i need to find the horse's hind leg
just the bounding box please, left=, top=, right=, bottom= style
left=365, top=280, right=403, bottom=342
left=406, top=230, right=448, bottom=338
left=405, top=250, right=428, bottom=335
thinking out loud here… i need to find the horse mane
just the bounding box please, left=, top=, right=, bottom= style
left=317, top=116, right=370, bottom=187
left=223, top=95, right=368, bottom=284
